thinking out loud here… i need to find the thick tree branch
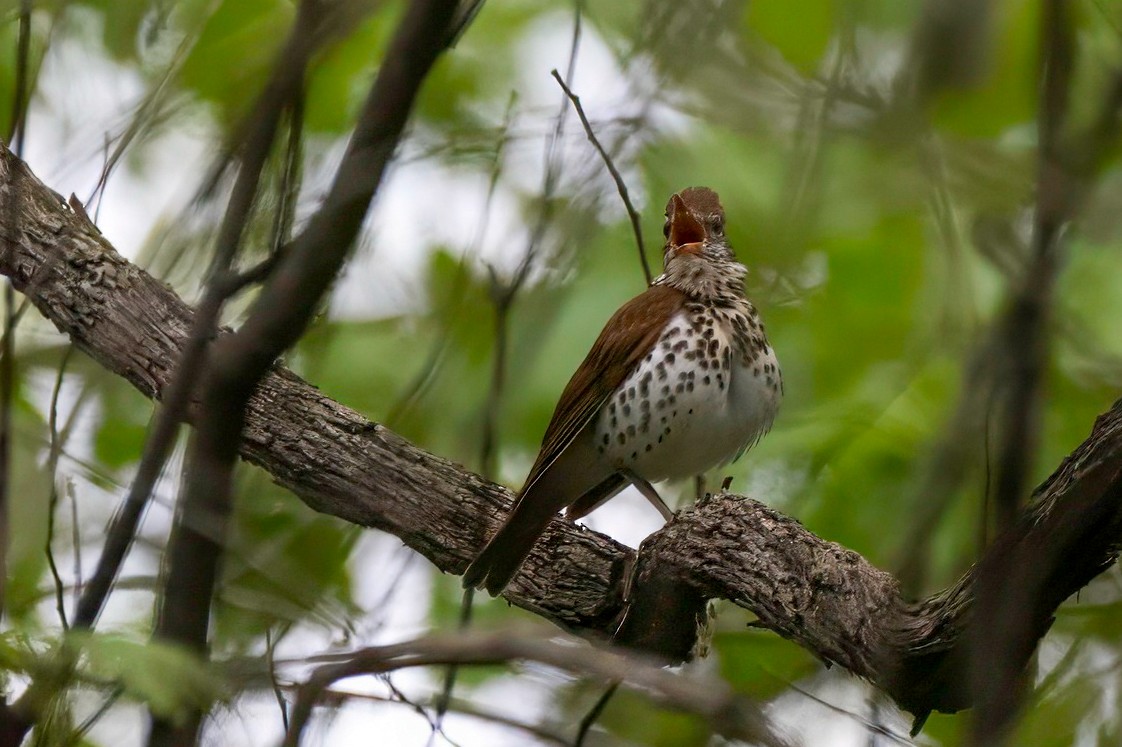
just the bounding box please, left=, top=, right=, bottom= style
left=2, top=141, right=1122, bottom=730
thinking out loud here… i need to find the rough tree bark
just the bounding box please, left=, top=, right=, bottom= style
left=2, top=140, right=1121, bottom=728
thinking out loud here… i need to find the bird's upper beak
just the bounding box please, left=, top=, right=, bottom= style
left=667, top=194, right=705, bottom=255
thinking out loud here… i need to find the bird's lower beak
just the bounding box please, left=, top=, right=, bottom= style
left=672, top=241, right=704, bottom=256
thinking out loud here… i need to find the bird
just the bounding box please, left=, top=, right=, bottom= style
left=463, top=186, right=782, bottom=596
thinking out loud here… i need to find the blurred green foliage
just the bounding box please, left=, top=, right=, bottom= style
left=4, top=0, right=1122, bottom=744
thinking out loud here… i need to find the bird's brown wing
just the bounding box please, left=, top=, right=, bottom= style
left=516, top=283, right=687, bottom=501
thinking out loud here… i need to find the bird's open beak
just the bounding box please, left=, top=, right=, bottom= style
left=668, top=194, right=705, bottom=254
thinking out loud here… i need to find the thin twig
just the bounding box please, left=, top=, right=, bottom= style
left=45, top=345, right=74, bottom=630
left=385, top=93, right=517, bottom=428
left=550, top=70, right=652, bottom=285
left=574, top=679, right=619, bottom=746
left=266, top=627, right=290, bottom=731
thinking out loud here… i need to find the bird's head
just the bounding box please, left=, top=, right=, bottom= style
left=662, top=186, right=733, bottom=265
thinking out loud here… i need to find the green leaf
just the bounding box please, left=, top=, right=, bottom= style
left=747, top=0, right=835, bottom=73
left=75, top=633, right=224, bottom=720
left=713, top=624, right=818, bottom=700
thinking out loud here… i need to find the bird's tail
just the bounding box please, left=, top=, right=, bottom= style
left=462, top=501, right=556, bottom=596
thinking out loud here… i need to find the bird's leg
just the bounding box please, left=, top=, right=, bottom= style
left=694, top=474, right=706, bottom=502
left=621, top=469, right=675, bottom=521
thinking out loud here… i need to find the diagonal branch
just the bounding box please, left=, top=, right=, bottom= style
left=2, top=139, right=1122, bottom=733
left=147, top=1, right=460, bottom=745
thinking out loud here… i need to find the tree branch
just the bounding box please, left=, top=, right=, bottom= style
left=148, top=0, right=459, bottom=744
left=284, top=632, right=789, bottom=747
left=1, top=139, right=1122, bottom=730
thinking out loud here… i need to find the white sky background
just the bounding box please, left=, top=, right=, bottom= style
left=12, top=6, right=926, bottom=747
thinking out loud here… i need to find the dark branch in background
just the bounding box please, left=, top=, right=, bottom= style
left=0, top=3, right=33, bottom=739
left=282, top=632, right=790, bottom=747
left=5, top=143, right=1122, bottom=739
left=0, top=0, right=33, bottom=629
left=147, top=1, right=459, bottom=745
left=74, top=0, right=328, bottom=637
left=967, top=1, right=1122, bottom=743
left=988, top=0, right=1072, bottom=538
left=551, top=69, right=652, bottom=285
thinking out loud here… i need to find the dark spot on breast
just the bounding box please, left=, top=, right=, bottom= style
left=623, top=404, right=632, bottom=417
left=645, top=444, right=652, bottom=452
left=617, top=432, right=626, bottom=445
left=627, top=425, right=636, bottom=437
left=703, top=375, right=710, bottom=386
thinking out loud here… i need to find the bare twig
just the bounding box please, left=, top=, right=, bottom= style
left=550, top=69, right=652, bottom=285
left=574, top=679, right=619, bottom=746
left=284, top=632, right=788, bottom=747
left=45, top=345, right=74, bottom=630
left=266, top=627, right=289, bottom=731
left=385, top=93, right=516, bottom=428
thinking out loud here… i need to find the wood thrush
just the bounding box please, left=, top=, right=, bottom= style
left=464, top=187, right=782, bottom=595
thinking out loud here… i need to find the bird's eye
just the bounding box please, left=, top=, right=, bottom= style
left=712, top=217, right=724, bottom=235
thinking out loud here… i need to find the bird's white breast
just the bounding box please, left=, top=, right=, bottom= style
left=592, top=310, right=780, bottom=482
